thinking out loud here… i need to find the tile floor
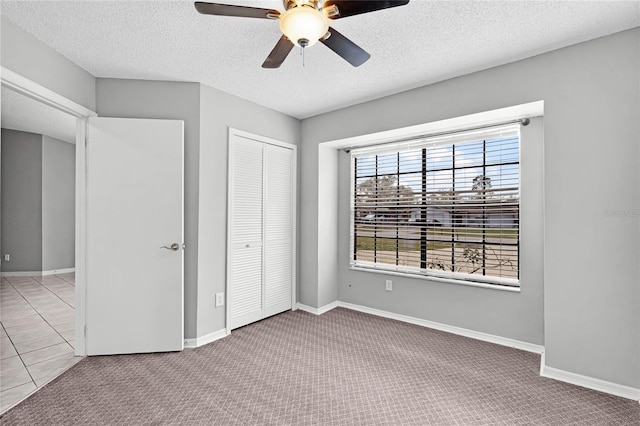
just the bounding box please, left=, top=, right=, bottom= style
left=1, top=273, right=82, bottom=413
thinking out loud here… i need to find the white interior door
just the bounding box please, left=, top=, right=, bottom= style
left=85, top=117, right=184, bottom=355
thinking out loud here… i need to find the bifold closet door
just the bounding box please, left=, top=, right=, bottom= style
left=228, top=132, right=295, bottom=331
left=228, top=137, right=264, bottom=330
left=264, top=144, right=294, bottom=318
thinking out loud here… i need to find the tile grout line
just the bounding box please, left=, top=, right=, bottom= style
left=33, top=274, right=75, bottom=298
left=55, top=274, right=75, bottom=287
left=3, top=277, right=75, bottom=356
left=9, top=275, right=74, bottom=330
left=0, top=319, right=38, bottom=392
left=14, top=274, right=75, bottom=310
left=1, top=276, right=78, bottom=399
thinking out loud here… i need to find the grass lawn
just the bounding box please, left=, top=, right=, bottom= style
left=356, top=236, right=450, bottom=251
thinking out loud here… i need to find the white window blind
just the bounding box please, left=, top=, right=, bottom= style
left=350, top=124, right=520, bottom=287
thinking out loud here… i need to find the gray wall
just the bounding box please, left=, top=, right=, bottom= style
left=317, top=146, right=339, bottom=307
left=95, top=78, right=201, bottom=339
left=300, top=28, right=639, bottom=389
left=197, top=84, right=300, bottom=337
left=42, top=135, right=75, bottom=271
left=1, top=16, right=96, bottom=111
left=1, top=129, right=43, bottom=272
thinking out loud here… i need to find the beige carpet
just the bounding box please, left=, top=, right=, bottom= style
left=1, top=307, right=638, bottom=425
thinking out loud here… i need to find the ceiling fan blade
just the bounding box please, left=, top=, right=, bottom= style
left=194, top=2, right=280, bottom=19
left=320, top=27, right=370, bottom=67
left=262, top=36, right=295, bottom=68
left=323, top=0, right=409, bottom=19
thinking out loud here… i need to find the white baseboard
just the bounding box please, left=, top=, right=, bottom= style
left=42, top=268, right=75, bottom=276
left=184, top=328, right=229, bottom=349
left=297, top=300, right=542, bottom=353
left=296, top=301, right=340, bottom=315
left=1, top=267, right=75, bottom=277
left=540, top=352, right=640, bottom=401
left=300, top=300, right=638, bottom=402
left=337, top=301, right=544, bottom=354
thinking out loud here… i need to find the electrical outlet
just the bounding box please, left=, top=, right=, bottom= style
left=4, top=254, right=9, bottom=262
left=385, top=280, right=392, bottom=291
left=215, top=292, right=225, bottom=307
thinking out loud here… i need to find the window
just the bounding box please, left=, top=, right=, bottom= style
left=350, top=125, right=520, bottom=288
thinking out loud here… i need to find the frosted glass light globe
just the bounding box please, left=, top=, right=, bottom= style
left=279, top=6, right=329, bottom=48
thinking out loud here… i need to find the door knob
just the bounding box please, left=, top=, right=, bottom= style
left=161, top=243, right=180, bottom=251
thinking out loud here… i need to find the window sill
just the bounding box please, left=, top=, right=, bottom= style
left=348, top=265, right=521, bottom=293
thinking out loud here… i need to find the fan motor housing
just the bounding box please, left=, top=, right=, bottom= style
left=283, top=0, right=320, bottom=11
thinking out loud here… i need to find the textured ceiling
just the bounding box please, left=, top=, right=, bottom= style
left=1, top=87, right=77, bottom=143
left=1, top=1, right=639, bottom=119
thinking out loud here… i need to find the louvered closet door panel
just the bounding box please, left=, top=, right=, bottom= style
left=229, top=246, right=263, bottom=329
left=229, top=137, right=264, bottom=330
left=231, top=139, right=264, bottom=247
left=264, top=144, right=293, bottom=317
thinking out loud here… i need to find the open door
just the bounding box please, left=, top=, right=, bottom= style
left=85, top=117, right=184, bottom=355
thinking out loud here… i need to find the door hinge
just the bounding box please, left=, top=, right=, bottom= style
left=84, top=325, right=87, bottom=337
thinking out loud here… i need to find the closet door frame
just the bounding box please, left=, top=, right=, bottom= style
left=226, top=128, right=297, bottom=334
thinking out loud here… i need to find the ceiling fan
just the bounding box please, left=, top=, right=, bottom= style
left=194, top=0, right=410, bottom=68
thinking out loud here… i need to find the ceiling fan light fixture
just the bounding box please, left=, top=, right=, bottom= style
left=195, top=0, right=412, bottom=68
left=279, top=6, right=329, bottom=48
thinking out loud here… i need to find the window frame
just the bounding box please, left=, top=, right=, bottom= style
left=349, top=124, right=522, bottom=289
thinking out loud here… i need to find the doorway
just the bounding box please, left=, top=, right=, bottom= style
left=0, top=84, right=83, bottom=412
left=1, top=68, right=186, bottom=412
